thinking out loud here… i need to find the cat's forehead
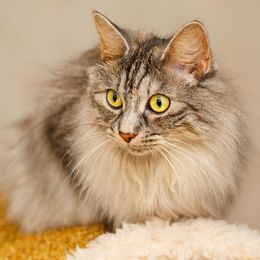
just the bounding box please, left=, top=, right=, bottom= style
left=118, top=68, right=161, bottom=98
left=116, top=48, right=164, bottom=95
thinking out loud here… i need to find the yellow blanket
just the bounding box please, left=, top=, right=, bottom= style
left=0, top=198, right=104, bottom=259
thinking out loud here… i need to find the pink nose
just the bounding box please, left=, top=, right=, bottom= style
left=119, top=132, right=137, bottom=143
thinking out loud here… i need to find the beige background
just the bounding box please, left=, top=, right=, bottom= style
left=0, top=0, right=260, bottom=228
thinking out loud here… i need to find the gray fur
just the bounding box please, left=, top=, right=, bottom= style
left=0, top=13, right=247, bottom=232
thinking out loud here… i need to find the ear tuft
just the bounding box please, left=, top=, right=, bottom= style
left=93, top=11, right=129, bottom=60
left=162, top=21, right=211, bottom=79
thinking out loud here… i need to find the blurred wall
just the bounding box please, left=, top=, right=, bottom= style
left=0, top=0, right=260, bottom=228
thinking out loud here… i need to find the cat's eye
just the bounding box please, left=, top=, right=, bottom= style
left=149, top=94, right=170, bottom=113
left=106, top=89, right=123, bottom=109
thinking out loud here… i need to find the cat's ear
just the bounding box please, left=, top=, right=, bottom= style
left=161, top=21, right=211, bottom=79
left=93, top=11, right=129, bottom=60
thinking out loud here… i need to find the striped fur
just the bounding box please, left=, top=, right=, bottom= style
left=0, top=12, right=247, bottom=232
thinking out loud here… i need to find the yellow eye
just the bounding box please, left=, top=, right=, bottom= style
left=149, top=94, right=170, bottom=113
left=106, top=89, right=123, bottom=109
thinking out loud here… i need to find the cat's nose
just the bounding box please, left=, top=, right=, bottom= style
left=119, top=132, right=137, bottom=143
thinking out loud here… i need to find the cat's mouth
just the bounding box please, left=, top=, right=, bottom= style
left=108, top=131, right=159, bottom=156
left=115, top=136, right=157, bottom=156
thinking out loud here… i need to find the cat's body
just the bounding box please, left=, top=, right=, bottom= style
left=0, top=12, right=246, bottom=232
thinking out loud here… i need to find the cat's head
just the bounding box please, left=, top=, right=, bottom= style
left=85, top=12, right=237, bottom=157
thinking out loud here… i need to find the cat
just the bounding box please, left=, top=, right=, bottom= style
left=0, top=11, right=247, bottom=233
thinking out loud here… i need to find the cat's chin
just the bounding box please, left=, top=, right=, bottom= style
left=119, top=144, right=154, bottom=157
left=127, top=148, right=151, bottom=157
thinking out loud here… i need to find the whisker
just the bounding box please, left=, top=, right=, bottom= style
left=68, top=139, right=111, bottom=196
left=151, top=146, right=180, bottom=210
left=163, top=136, right=226, bottom=170
left=162, top=140, right=211, bottom=172
left=71, top=139, right=110, bottom=178
left=58, top=138, right=111, bottom=195
left=159, top=145, right=197, bottom=195
left=153, top=146, right=177, bottom=193
left=80, top=139, right=113, bottom=203
left=61, top=133, right=108, bottom=165
left=161, top=141, right=222, bottom=212
left=163, top=138, right=226, bottom=183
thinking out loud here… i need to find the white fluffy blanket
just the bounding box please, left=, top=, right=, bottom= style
left=67, top=218, right=260, bottom=260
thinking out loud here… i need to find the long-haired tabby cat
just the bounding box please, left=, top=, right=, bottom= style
left=0, top=11, right=246, bottom=233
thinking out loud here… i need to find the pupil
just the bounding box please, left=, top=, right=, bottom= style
left=113, top=92, right=118, bottom=102
left=156, top=97, right=162, bottom=107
